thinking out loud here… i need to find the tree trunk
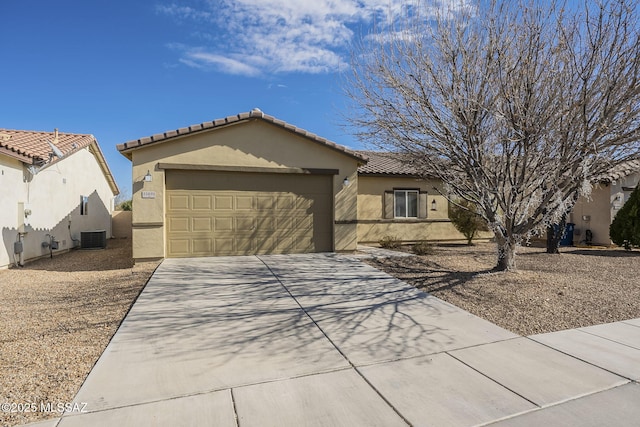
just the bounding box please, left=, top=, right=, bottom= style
left=495, top=235, right=517, bottom=271
left=466, top=231, right=475, bottom=245
left=546, top=215, right=567, bottom=254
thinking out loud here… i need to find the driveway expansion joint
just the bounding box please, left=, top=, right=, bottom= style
left=579, top=328, right=640, bottom=351
left=445, top=350, right=541, bottom=409
left=256, top=255, right=414, bottom=427
left=528, top=334, right=637, bottom=382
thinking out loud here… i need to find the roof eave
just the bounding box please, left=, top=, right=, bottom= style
left=357, top=171, right=428, bottom=178
left=0, top=145, right=33, bottom=163
left=89, top=140, right=120, bottom=195
left=117, top=111, right=368, bottom=163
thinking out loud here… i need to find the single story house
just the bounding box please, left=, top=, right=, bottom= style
left=117, top=109, right=477, bottom=261
left=118, top=110, right=640, bottom=260
left=0, top=128, right=119, bottom=268
left=569, top=160, right=640, bottom=246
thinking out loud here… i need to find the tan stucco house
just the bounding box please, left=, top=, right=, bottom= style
left=117, top=109, right=366, bottom=260
left=1, top=128, right=119, bottom=268
left=117, top=109, right=477, bottom=261
left=569, top=160, right=640, bottom=246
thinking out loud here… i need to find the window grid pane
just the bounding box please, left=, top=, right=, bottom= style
left=407, top=191, right=418, bottom=217
left=395, top=191, right=406, bottom=217
left=394, top=190, right=419, bottom=218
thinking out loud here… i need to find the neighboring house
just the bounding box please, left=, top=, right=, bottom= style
left=569, top=160, right=640, bottom=246
left=0, top=128, right=119, bottom=268
left=117, top=109, right=474, bottom=261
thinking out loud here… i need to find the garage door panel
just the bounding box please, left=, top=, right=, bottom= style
left=275, top=217, right=294, bottom=230
left=236, top=238, right=253, bottom=253
left=168, top=239, right=190, bottom=256
left=214, top=217, right=233, bottom=231
left=166, top=171, right=332, bottom=257
left=192, top=217, right=212, bottom=232
left=236, top=217, right=255, bottom=231
left=192, top=195, right=212, bottom=210
left=168, top=194, right=190, bottom=210
left=276, top=195, right=294, bottom=210
left=235, top=195, right=254, bottom=210
left=276, top=236, right=294, bottom=252
left=256, top=217, right=275, bottom=231
left=257, top=196, right=274, bottom=210
left=295, top=197, right=313, bottom=210
left=214, top=196, right=233, bottom=210
left=169, top=217, right=190, bottom=233
left=192, top=239, right=212, bottom=254
left=214, top=238, right=234, bottom=253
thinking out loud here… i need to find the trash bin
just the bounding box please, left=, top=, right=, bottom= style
left=560, top=223, right=575, bottom=246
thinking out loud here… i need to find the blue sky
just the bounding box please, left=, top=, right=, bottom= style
left=0, top=0, right=457, bottom=197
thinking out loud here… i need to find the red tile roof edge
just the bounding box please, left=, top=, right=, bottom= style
left=0, top=128, right=119, bottom=195
left=0, top=128, right=94, bottom=161
left=116, top=109, right=369, bottom=163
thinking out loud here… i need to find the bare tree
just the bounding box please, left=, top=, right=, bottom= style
left=345, top=0, right=640, bottom=271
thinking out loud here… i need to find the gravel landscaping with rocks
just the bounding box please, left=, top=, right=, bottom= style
left=366, top=242, right=640, bottom=336
left=0, top=239, right=159, bottom=427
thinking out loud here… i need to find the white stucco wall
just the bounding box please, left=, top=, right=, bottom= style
left=1, top=147, right=116, bottom=268
left=0, top=155, right=26, bottom=267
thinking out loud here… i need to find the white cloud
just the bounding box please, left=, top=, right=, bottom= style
left=157, top=0, right=473, bottom=76
left=155, top=4, right=212, bottom=21
left=181, top=52, right=262, bottom=76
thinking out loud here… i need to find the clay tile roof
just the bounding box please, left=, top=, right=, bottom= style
left=356, top=150, right=423, bottom=176
left=116, top=109, right=369, bottom=162
left=0, top=128, right=119, bottom=195
left=0, top=128, right=95, bottom=163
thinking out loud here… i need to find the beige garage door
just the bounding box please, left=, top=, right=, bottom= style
left=165, top=170, right=333, bottom=257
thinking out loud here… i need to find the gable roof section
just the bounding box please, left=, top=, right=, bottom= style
left=357, top=151, right=424, bottom=177
left=0, top=128, right=119, bottom=195
left=116, top=109, right=369, bottom=163
left=0, top=128, right=95, bottom=163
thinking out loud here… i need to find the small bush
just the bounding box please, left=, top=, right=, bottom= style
left=449, top=199, right=489, bottom=245
left=379, top=235, right=401, bottom=249
left=116, top=200, right=132, bottom=211
left=411, top=241, right=434, bottom=255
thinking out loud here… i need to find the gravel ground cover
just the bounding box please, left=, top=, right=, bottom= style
left=366, top=242, right=640, bottom=336
left=0, top=239, right=159, bottom=427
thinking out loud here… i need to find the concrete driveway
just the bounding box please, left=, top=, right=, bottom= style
left=49, top=253, right=639, bottom=426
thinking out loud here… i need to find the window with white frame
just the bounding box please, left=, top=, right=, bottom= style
left=394, top=190, right=418, bottom=218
